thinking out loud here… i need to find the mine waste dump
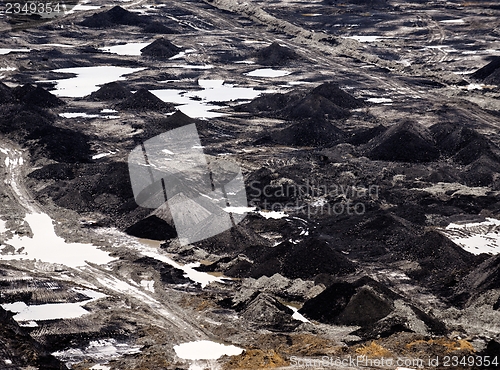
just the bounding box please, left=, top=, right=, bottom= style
left=0, top=0, right=500, bottom=369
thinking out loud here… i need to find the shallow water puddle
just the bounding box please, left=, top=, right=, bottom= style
left=173, top=340, right=243, bottom=360
left=42, top=66, right=145, bottom=98
left=245, top=68, right=292, bottom=77
left=1, top=288, right=105, bottom=322
left=0, top=212, right=114, bottom=268
left=151, top=79, right=269, bottom=118
left=99, top=42, right=151, bottom=56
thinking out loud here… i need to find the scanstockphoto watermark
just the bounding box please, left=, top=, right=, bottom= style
left=248, top=180, right=379, bottom=217
left=290, top=355, right=426, bottom=368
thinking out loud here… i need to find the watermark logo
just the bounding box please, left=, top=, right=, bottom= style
left=128, top=123, right=248, bottom=246
left=248, top=179, right=379, bottom=218
left=1, top=0, right=79, bottom=31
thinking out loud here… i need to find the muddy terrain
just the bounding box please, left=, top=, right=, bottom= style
left=1, top=0, right=500, bottom=369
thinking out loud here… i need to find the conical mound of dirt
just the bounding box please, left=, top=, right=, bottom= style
left=310, top=82, right=364, bottom=109
left=125, top=215, right=177, bottom=240
left=299, top=277, right=397, bottom=325
left=254, top=42, right=300, bottom=66
left=299, top=276, right=447, bottom=339
left=140, top=38, right=182, bottom=58
left=0, top=82, right=15, bottom=104
left=238, top=84, right=359, bottom=122
left=156, top=110, right=197, bottom=129
left=348, top=124, right=387, bottom=145
left=80, top=5, right=148, bottom=28
left=271, top=118, right=346, bottom=147
left=88, top=81, right=132, bottom=101
left=364, top=120, right=440, bottom=163
left=13, top=84, right=64, bottom=108
left=472, top=56, right=500, bottom=80
left=117, top=88, right=175, bottom=111
left=236, top=92, right=298, bottom=114
left=143, top=22, right=178, bottom=34
left=284, top=94, right=351, bottom=120
left=430, top=122, right=500, bottom=165
left=240, top=293, right=298, bottom=329
left=461, top=154, right=500, bottom=186
left=235, top=237, right=356, bottom=279
left=453, top=254, right=500, bottom=306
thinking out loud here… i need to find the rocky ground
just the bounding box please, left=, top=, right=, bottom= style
left=1, top=0, right=500, bottom=369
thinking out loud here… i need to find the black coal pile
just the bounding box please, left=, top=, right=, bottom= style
left=125, top=215, right=177, bottom=241
left=13, top=84, right=65, bottom=108
left=452, top=254, right=500, bottom=307
left=315, top=210, right=481, bottom=295
left=116, top=88, right=175, bottom=112
left=200, top=236, right=356, bottom=280
left=472, top=56, right=500, bottom=84
left=430, top=122, right=500, bottom=185
left=237, top=92, right=300, bottom=114
left=271, top=118, right=346, bottom=146
left=193, top=221, right=272, bottom=255
left=143, top=22, right=178, bottom=34
left=28, top=162, right=140, bottom=226
left=80, top=5, right=149, bottom=28
left=240, top=82, right=361, bottom=121
left=239, top=293, right=299, bottom=330
left=285, top=95, right=351, bottom=121
left=299, top=276, right=447, bottom=339
left=348, top=124, right=387, bottom=145
left=0, top=81, right=15, bottom=104
left=87, top=81, right=132, bottom=101
left=309, top=82, right=364, bottom=110
left=430, top=122, right=500, bottom=165
left=363, top=120, right=440, bottom=163
left=140, top=38, right=182, bottom=58
left=254, top=42, right=300, bottom=66
left=0, top=307, right=67, bottom=369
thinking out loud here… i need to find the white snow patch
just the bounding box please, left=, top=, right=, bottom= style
left=171, top=64, right=214, bottom=69
left=0, top=49, right=30, bottom=55
left=245, top=68, right=292, bottom=78
left=140, top=280, right=155, bottom=293
left=367, top=97, right=393, bottom=103
left=287, top=305, right=310, bottom=323
left=173, top=340, right=243, bottom=360
left=344, top=35, right=386, bottom=42
left=442, top=218, right=500, bottom=255
left=59, top=112, right=100, bottom=119
left=439, top=19, right=465, bottom=24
